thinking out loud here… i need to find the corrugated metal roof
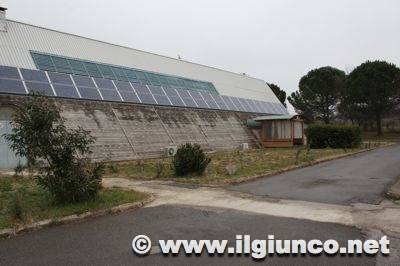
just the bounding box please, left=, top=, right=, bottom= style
left=0, top=19, right=285, bottom=106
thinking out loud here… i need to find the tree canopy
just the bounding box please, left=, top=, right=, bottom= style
left=341, top=60, right=400, bottom=135
left=268, top=83, right=287, bottom=107
left=288, top=66, right=345, bottom=124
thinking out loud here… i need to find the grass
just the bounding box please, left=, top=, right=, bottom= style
left=105, top=146, right=377, bottom=184
left=0, top=176, right=147, bottom=230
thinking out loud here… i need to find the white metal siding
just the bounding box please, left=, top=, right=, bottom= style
left=0, top=20, right=281, bottom=103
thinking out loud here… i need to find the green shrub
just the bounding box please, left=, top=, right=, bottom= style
left=305, top=124, right=361, bottom=149
left=172, top=143, right=211, bottom=176
left=38, top=160, right=104, bottom=203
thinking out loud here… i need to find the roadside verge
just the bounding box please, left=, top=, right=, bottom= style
left=0, top=194, right=154, bottom=239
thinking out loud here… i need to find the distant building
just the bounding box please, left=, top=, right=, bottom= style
left=252, top=115, right=304, bottom=147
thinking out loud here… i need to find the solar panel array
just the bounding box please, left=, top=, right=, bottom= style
left=0, top=65, right=288, bottom=115
left=30, top=52, right=218, bottom=94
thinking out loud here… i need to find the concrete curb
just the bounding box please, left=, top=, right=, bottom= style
left=0, top=194, right=155, bottom=239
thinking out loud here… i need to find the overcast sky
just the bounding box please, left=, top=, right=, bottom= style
left=3, top=0, right=400, bottom=110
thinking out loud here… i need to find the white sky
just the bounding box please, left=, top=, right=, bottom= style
left=3, top=0, right=400, bottom=111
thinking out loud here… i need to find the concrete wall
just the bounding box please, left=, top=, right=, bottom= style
left=0, top=94, right=257, bottom=162
left=0, top=20, right=280, bottom=103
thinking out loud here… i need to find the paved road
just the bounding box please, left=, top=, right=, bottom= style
left=230, top=145, right=400, bottom=205
left=0, top=205, right=375, bottom=265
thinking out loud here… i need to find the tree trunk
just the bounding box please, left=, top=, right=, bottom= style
left=376, top=113, right=382, bottom=136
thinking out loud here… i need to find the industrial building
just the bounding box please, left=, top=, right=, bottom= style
left=0, top=7, right=288, bottom=169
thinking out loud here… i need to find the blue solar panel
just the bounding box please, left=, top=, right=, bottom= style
left=199, top=91, right=212, bottom=101
left=0, top=66, right=20, bottom=80
left=53, top=84, right=80, bottom=98
left=47, top=72, right=73, bottom=85
left=225, top=96, right=239, bottom=111
left=99, top=89, right=121, bottom=101
left=190, top=92, right=210, bottom=108
left=253, top=100, right=264, bottom=113
left=177, top=89, right=191, bottom=98
left=245, top=99, right=257, bottom=113
left=250, top=100, right=261, bottom=113
left=154, top=95, right=171, bottom=105
left=163, top=86, right=179, bottom=97
left=192, top=98, right=208, bottom=108
left=132, top=84, right=151, bottom=94
left=189, top=91, right=202, bottom=99
left=256, top=101, right=267, bottom=113
left=94, top=78, right=114, bottom=89
left=119, top=91, right=140, bottom=103
left=229, top=97, right=244, bottom=111
left=181, top=97, right=197, bottom=108
left=206, top=100, right=218, bottom=109
left=238, top=98, right=251, bottom=112
left=114, top=81, right=132, bottom=92
left=0, top=65, right=289, bottom=115
left=148, top=85, right=165, bottom=95
left=254, top=101, right=264, bottom=113
left=77, top=87, right=102, bottom=100
left=262, top=102, right=270, bottom=113
left=25, top=82, right=54, bottom=96
left=0, top=79, right=26, bottom=94
left=168, top=96, right=185, bottom=106
left=137, top=93, right=156, bottom=104
left=20, top=69, right=48, bottom=83
left=212, top=95, right=228, bottom=110
left=220, top=96, right=236, bottom=111
left=177, top=90, right=197, bottom=108
left=72, top=75, right=95, bottom=88
left=200, top=92, right=219, bottom=109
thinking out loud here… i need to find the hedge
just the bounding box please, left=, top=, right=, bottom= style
left=305, top=124, right=361, bottom=149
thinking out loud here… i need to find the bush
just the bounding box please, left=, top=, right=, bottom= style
left=305, top=124, right=361, bottom=149
left=38, top=160, right=104, bottom=203
left=172, top=143, right=211, bottom=176
left=5, top=93, right=103, bottom=203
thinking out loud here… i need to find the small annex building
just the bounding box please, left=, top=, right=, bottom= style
left=252, top=114, right=305, bottom=147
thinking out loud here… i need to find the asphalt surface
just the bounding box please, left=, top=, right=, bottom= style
left=230, top=144, right=400, bottom=205
left=0, top=205, right=375, bottom=265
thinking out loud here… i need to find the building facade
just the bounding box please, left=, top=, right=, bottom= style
left=0, top=8, right=288, bottom=168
